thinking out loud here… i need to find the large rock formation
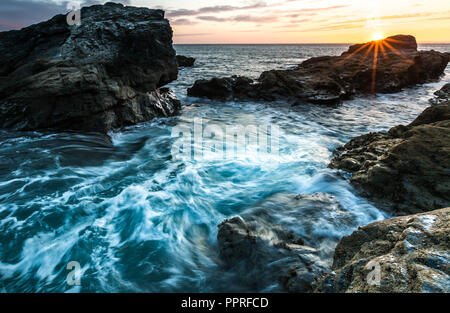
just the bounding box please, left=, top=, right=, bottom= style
left=0, top=3, right=180, bottom=133
left=188, top=35, right=450, bottom=105
left=315, top=207, right=450, bottom=293
left=217, top=193, right=359, bottom=292
left=329, top=102, right=450, bottom=215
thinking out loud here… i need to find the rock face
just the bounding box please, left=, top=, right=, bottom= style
left=176, top=55, right=195, bottom=67
left=188, top=76, right=254, bottom=100
left=329, top=102, right=450, bottom=215
left=188, top=35, right=450, bottom=105
left=315, top=208, right=450, bottom=293
left=0, top=3, right=180, bottom=133
left=217, top=193, right=358, bottom=292
left=430, top=83, right=450, bottom=105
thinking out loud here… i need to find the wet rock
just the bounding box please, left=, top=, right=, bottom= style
left=315, top=207, right=450, bottom=293
left=329, top=102, right=450, bottom=214
left=0, top=3, right=180, bottom=133
left=176, top=55, right=195, bottom=67
left=217, top=193, right=358, bottom=292
left=430, top=83, right=450, bottom=105
left=187, top=76, right=253, bottom=100
left=187, top=35, right=449, bottom=105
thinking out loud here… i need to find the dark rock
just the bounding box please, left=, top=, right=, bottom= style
left=217, top=192, right=358, bottom=292
left=329, top=102, right=450, bottom=214
left=187, top=76, right=253, bottom=100
left=315, top=207, right=450, bottom=293
left=187, top=35, right=449, bottom=105
left=176, top=55, right=195, bottom=67
left=346, top=34, right=417, bottom=54
left=430, top=83, right=450, bottom=105
left=0, top=3, right=180, bottom=133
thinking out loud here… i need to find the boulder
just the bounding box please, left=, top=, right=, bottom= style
left=187, top=76, right=253, bottom=100
left=176, top=55, right=195, bottom=67
left=0, top=3, right=180, bottom=133
left=315, top=207, right=450, bottom=293
left=346, top=34, right=417, bottom=54
left=217, top=192, right=358, bottom=292
left=430, top=83, right=450, bottom=105
left=329, top=102, right=450, bottom=214
left=187, top=35, right=449, bottom=105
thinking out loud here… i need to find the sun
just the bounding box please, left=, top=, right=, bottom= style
left=372, top=32, right=384, bottom=41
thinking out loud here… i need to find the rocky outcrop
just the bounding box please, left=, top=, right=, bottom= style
left=176, top=55, right=195, bottom=67
left=217, top=193, right=359, bottom=292
left=188, top=35, right=450, bottom=105
left=0, top=3, right=180, bottom=133
left=188, top=76, right=254, bottom=100
left=430, top=83, right=450, bottom=105
left=315, top=207, right=450, bottom=293
left=329, top=102, right=450, bottom=215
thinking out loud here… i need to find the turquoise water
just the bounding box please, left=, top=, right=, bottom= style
left=0, top=44, right=449, bottom=292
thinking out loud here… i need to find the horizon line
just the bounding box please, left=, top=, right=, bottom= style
left=173, top=42, right=450, bottom=45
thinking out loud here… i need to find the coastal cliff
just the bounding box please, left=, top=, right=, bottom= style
left=0, top=3, right=180, bottom=133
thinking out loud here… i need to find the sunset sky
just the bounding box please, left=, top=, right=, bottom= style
left=1, top=0, right=449, bottom=43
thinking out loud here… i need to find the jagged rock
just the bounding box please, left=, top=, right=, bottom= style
left=315, top=208, right=450, bottom=293
left=430, top=83, right=450, bottom=105
left=176, top=55, right=195, bottom=67
left=187, top=35, right=449, bottom=105
left=0, top=3, right=180, bottom=133
left=187, top=76, right=253, bottom=100
left=329, top=102, right=450, bottom=214
left=217, top=193, right=358, bottom=292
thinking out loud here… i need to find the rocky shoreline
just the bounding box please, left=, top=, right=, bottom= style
left=188, top=35, right=450, bottom=105
left=329, top=99, right=450, bottom=215
left=315, top=207, right=450, bottom=293
left=0, top=3, right=448, bottom=293
left=217, top=96, right=450, bottom=293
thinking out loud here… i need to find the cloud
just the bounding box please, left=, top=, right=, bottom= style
left=326, top=11, right=447, bottom=27
left=166, top=1, right=268, bottom=18
left=196, top=14, right=278, bottom=23
left=196, top=16, right=225, bottom=22
left=171, top=18, right=198, bottom=25
left=173, top=32, right=213, bottom=37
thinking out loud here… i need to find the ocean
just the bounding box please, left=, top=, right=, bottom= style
left=0, top=44, right=449, bottom=292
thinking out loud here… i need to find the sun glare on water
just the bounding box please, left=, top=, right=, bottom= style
left=372, top=32, right=384, bottom=41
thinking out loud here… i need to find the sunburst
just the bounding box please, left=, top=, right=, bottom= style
left=327, top=35, right=414, bottom=94
left=372, top=32, right=384, bottom=41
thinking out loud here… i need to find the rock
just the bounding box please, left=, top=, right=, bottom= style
left=187, top=76, right=253, bottom=100
left=430, top=83, right=450, bottom=105
left=329, top=102, right=450, bottom=214
left=217, top=192, right=358, bottom=292
left=187, top=35, right=449, bottom=105
left=0, top=3, right=180, bottom=133
left=315, top=207, right=450, bottom=293
left=176, top=55, right=195, bottom=67
left=346, top=35, right=417, bottom=54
